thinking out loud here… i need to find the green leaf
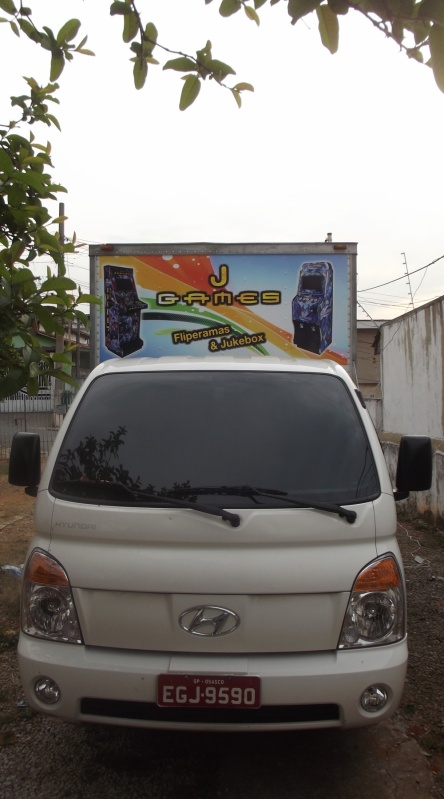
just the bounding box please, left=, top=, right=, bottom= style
left=51, top=352, right=72, bottom=364
left=18, top=17, right=35, bottom=37
left=317, top=5, right=339, bottom=52
left=392, top=20, right=404, bottom=44
left=411, top=19, right=430, bottom=45
left=75, top=294, right=100, bottom=304
left=179, top=75, right=201, bottom=110
left=328, top=0, right=349, bottom=14
left=22, top=156, right=46, bottom=166
left=27, top=376, right=40, bottom=396
left=219, top=0, right=242, bottom=17
left=144, top=22, right=158, bottom=44
left=50, top=51, right=65, bottom=82
left=9, top=19, right=19, bottom=35
left=0, top=0, right=16, bottom=14
left=255, top=0, right=268, bottom=7
left=123, top=10, right=138, bottom=43
left=46, top=114, right=61, bottom=130
left=430, top=23, right=444, bottom=92
left=288, top=0, right=320, bottom=24
left=232, top=82, right=254, bottom=91
left=245, top=5, right=261, bottom=24
left=399, top=0, right=415, bottom=14
left=72, top=309, right=89, bottom=326
left=208, top=58, right=236, bottom=80
left=110, top=1, right=131, bottom=14
left=56, top=18, right=81, bottom=45
left=39, top=275, right=76, bottom=291
left=7, top=133, right=31, bottom=148
left=17, top=170, right=46, bottom=192
left=196, top=41, right=213, bottom=69
left=418, top=0, right=444, bottom=24
left=40, top=295, right=67, bottom=305
left=0, top=148, right=14, bottom=176
left=133, top=57, right=148, bottom=89
left=163, top=56, right=196, bottom=72
left=42, top=26, right=57, bottom=45
left=10, top=267, right=36, bottom=285
left=232, top=89, right=242, bottom=108
left=406, top=46, right=424, bottom=62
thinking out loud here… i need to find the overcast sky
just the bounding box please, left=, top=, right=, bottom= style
left=1, top=0, right=443, bottom=320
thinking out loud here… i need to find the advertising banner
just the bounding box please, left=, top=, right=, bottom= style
left=95, top=250, right=353, bottom=366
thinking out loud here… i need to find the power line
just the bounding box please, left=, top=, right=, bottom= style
left=359, top=254, right=444, bottom=292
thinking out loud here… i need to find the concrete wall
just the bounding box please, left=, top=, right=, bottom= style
left=364, top=397, right=382, bottom=434
left=381, top=298, right=444, bottom=438
left=380, top=297, right=444, bottom=524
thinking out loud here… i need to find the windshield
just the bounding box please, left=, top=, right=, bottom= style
left=51, top=370, right=380, bottom=507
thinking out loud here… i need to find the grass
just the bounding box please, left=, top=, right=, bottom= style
left=0, top=630, right=19, bottom=651
left=420, top=731, right=444, bottom=755
left=0, top=572, right=21, bottom=652
left=402, top=703, right=417, bottom=716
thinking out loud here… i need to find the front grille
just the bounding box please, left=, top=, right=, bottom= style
left=80, top=698, right=339, bottom=724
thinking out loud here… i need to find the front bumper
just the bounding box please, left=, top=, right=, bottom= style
left=18, top=634, right=407, bottom=731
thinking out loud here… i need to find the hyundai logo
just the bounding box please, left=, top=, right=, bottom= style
left=179, top=605, right=240, bottom=637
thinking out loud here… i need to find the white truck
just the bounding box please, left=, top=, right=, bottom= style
left=8, top=243, right=432, bottom=731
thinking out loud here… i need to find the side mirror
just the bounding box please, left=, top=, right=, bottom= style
left=394, top=435, right=432, bottom=501
left=9, top=432, right=41, bottom=493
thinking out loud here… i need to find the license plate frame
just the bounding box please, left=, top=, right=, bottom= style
left=157, top=674, right=261, bottom=709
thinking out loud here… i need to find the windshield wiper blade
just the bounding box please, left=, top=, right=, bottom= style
left=143, top=490, right=241, bottom=528
left=249, top=488, right=357, bottom=524
left=165, top=484, right=356, bottom=523
left=56, top=479, right=241, bottom=528
left=166, top=485, right=287, bottom=497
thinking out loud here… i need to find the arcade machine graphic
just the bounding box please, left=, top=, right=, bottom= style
left=292, top=261, right=333, bottom=355
left=104, top=265, right=148, bottom=357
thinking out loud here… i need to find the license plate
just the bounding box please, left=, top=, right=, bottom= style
left=157, top=674, right=261, bottom=709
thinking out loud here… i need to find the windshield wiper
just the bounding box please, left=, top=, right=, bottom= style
left=166, top=484, right=287, bottom=498
left=247, top=487, right=357, bottom=524
left=167, top=484, right=357, bottom=524
left=55, top=479, right=241, bottom=528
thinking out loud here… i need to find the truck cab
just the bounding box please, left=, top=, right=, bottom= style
left=9, top=357, right=432, bottom=731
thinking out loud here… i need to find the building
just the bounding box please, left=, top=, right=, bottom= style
left=356, top=319, right=384, bottom=398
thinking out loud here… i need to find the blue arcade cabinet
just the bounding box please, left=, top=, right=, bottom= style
left=104, top=265, right=148, bottom=358
left=292, top=261, right=333, bottom=355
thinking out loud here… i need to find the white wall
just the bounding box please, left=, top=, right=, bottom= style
left=381, top=298, right=444, bottom=438
left=364, top=397, right=382, bottom=434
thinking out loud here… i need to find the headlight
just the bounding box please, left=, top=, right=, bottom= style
left=22, top=550, right=82, bottom=644
left=338, top=555, right=405, bottom=649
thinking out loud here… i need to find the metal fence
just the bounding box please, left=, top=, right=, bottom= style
left=0, top=387, right=76, bottom=459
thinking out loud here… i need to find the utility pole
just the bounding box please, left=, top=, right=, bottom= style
left=54, top=202, right=66, bottom=410
left=402, top=252, right=415, bottom=310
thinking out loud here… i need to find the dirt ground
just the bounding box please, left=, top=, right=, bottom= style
left=1, top=460, right=444, bottom=796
